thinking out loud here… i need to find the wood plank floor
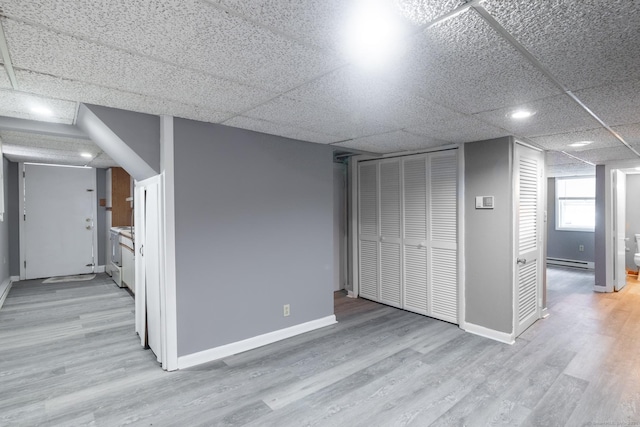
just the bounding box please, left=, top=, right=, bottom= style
left=1, top=269, right=639, bottom=426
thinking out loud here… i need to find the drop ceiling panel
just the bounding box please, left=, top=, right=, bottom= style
left=2, top=144, right=106, bottom=166
left=613, top=123, right=640, bottom=147
left=386, top=10, right=560, bottom=114
left=573, top=79, right=640, bottom=127
left=406, top=114, right=506, bottom=143
left=574, top=146, right=637, bottom=164
left=332, top=130, right=448, bottom=154
left=15, top=70, right=233, bottom=124
left=547, top=163, right=596, bottom=177
left=0, top=130, right=92, bottom=151
left=223, top=116, right=337, bottom=144
left=2, top=19, right=277, bottom=114
left=474, top=95, right=601, bottom=138
left=546, top=151, right=581, bottom=166
left=0, top=88, right=76, bottom=124
left=0, top=0, right=342, bottom=92
left=286, top=66, right=468, bottom=130
left=242, top=96, right=395, bottom=140
left=483, top=0, right=640, bottom=90
left=529, top=128, right=622, bottom=152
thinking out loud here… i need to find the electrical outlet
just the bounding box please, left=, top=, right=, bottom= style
left=283, top=304, right=290, bottom=317
left=579, top=245, right=584, bottom=252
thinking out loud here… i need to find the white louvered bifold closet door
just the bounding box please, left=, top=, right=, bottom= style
left=358, top=149, right=459, bottom=325
left=379, top=160, right=403, bottom=307
left=428, top=151, right=458, bottom=323
left=358, top=163, right=379, bottom=301
left=514, top=144, right=543, bottom=336
left=403, top=157, right=428, bottom=315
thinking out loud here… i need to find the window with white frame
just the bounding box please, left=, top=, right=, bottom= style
left=556, top=176, right=595, bottom=232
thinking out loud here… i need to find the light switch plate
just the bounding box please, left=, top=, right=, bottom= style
left=475, top=196, right=494, bottom=209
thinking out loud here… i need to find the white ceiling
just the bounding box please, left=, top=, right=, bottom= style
left=0, top=0, right=638, bottom=175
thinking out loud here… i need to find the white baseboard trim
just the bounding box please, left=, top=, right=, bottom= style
left=95, top=265, right=106, bottom=273
left=177, top=315, right=338, bottom=370
left=593, top=284, right=608, bottom=293
left=541, top=307, right=550, bottom=318
left=547, top=257, right=594, bottom=270
left=463, top=322, right=515, bottom=345
left=0, top=276, right=15, bottom=311
left=347, top=290, right=357, bottom=298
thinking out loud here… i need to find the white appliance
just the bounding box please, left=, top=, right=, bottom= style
left=109, top=226, right=131, bottom=288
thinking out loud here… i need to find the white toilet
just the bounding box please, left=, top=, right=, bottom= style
left=634, top=234, right=640, bottom=270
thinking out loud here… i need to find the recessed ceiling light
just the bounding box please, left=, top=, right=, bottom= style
left=344, top=0, right=406, bottom=69
left=568, top=141, right=593, bottom=147
left=510, top=110, right=535, bottom=119
left=30, top=106, right=53, bottom=116
left=80, top=152, right=93, bottom=159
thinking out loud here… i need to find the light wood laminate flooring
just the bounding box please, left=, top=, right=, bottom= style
left=0, top=269, right=639, bottom=426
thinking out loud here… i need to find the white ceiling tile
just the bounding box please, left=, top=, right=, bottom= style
left=0, top=130, right=91, bottom=151
left=0, top=88, right=76, bottom=124
left=242, top=96, right=395, bottom=140
left=529, top=128, right=622, bottom=152
left=613, top=123, right=640, bottom=147
left=573, top=146, right=638, bottom=164
left=546, top=150, right=581, bottom=166
left=2, top=144, right=105, bottom=166
left=3, top=19, right=277, bottom=114
left=384, top=9, right=561, bottom=114
left=332, top=130, right=449, bottom=154
left=406, top=115, right=507, bottom=143
left=573, top=79, right=640, bottom=127
left=474, top=95, right=601, bottom=138
left=0, top=0, right=342, bottom=92
left=483, top=0, right=640, bottom=90
left=222, top=116, right=337, bottom=144
left=15, top=70, right=233, bottom=124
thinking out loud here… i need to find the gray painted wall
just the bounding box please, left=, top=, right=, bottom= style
left=0, top=157, right=10, bottom=283
left=625, top=173, right=640, bottom=270
left=96, top=168, right=107, bottom=266
left=464, top=137, right=514, bottom=334
left=546, top=177, right=595, bottom=262
left=173, top=118, right=334, bottom=356
left=7, top=160, right=19, bottom=277
left=83, top=104, right=160, bottom=174
left=594, top=165, right=607, bottom=288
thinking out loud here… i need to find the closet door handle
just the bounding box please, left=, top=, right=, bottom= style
left=140, top=245, right=144, bottom=256
left=517, top=258, right=527, bottom=265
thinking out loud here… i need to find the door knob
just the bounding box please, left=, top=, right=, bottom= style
left=517, top=258, right=527, bottom=265
left=86, top=225, right=92, bottom=230
left=418, top=242, right=426, bottom=249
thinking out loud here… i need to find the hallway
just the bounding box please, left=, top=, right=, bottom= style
left=0, top=268, right=638, bottom=426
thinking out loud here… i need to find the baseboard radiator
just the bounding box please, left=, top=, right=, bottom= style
left=546, top=257, right=594, bottom=270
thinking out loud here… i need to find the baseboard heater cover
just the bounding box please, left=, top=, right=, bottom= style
left=546, top=257, right=594, bottom=270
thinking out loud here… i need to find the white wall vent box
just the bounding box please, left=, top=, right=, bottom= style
left=475, top=196, right=494, bottom=209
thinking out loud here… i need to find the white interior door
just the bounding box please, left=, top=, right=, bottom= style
left=22, top=164, right=96, bottom=280
left=614, top=170, right=627, bottom=291
left=514, top=144, right=544, bottom=336
left=379, top=160, right=403, bottom=308
left=135, top=183, right=147, bottom=347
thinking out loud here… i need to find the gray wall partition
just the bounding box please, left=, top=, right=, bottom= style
left=625, top=174, right=640, bottom=270
left=173, top=118, right=335, bottom=356
left=464, top=137, right=514, bottom=334
left=7, top=160, right=19, bottom=277
left=0, top=157, right=10, bottom=283
left=594, top=165, right=607, bottom=288
left=546, top=177, right=595, bottom=262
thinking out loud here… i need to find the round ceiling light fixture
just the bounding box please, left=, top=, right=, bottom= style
left=510, top=109, right=535, bottom=119
left=568, top=141, right=593, bottom=147
left=31, top=105, right=53, bottom=116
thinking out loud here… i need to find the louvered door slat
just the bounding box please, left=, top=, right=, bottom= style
left=380, top=243, right=402, bottom=307
left=430, top=154, right=457, bottom=243
left=380, top=161, right=401, bottom=238
left=359, top=163, right=378, bottom=237
left=360, top=240, right=378, bottom=300
left=404, top=158, right=427, bottom=240
left=430, top=248, right=457, bottom=323
left=518, top=261, right=537, bottom=323
left=519, top=157, right=537, bottom=253
left=404, top=246, right=427, bottom=314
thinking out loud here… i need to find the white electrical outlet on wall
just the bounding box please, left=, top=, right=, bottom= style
left=283, top=304, right=290, bottom=317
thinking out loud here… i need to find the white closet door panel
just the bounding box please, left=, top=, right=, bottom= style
left=380, top=161, right=401, bottom=238
left=429, top=152, right=457, bottom=243
left=403, top=157, right=427, bottom=241
left=380, top=242, right=402, bottom=307
left=518, top=157, right=538, bottom=253
left=359, top=239, right=379, bottom=300
left=359, top=163, right=378, bottom=237
left=404, top=246, right=427, bottom=314
left=430, top=247, right=458, bottom=323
